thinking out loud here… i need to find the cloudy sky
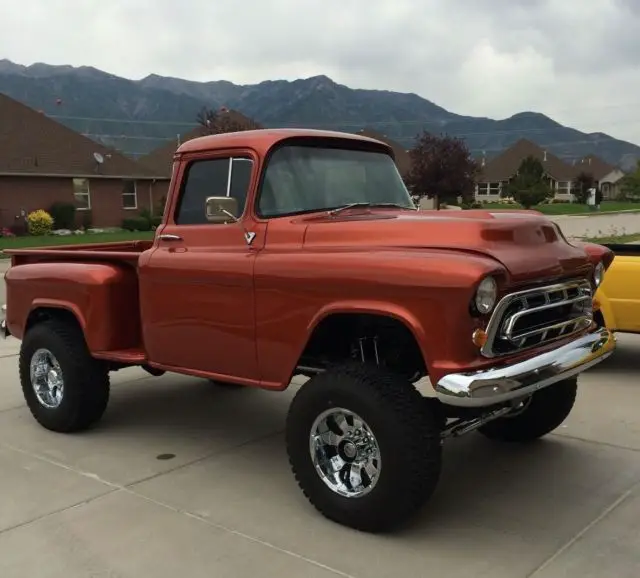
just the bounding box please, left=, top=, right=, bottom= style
left=3, top=0, right=640, bottom=144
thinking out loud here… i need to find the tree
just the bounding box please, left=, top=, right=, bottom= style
left=619, top=160, right=640, bottom=200
left=404, top=131, right=479, bottom=208
left=503, top=156, right=553, bottom=209
left=196, top=106, right=261, bottom=135
left=572, top=171, right=595, bottom=204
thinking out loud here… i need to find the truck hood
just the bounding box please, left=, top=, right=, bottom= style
left=300, top=209, right=592, bottom=283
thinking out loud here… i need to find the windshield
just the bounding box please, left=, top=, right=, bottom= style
left=257, top=143, right=414, bottom=217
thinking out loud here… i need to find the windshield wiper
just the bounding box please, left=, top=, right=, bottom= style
left=328, top=202, right=416, bottom=216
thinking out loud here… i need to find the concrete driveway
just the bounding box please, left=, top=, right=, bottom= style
left=1, top=261, right=640, bottom=577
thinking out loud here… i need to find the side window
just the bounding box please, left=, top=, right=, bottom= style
left=174, top=157, right=254, bottom=225
left=228, top=158, right=253, bottom=215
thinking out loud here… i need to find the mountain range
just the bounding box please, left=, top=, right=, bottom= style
left=1, top=58, right=638, bottom=170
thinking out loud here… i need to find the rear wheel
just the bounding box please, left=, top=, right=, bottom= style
left=286, top=364, right=442, bottom=533
left=19, top=319, right=110, bottom=433
left=478, top=378, right=577, bottom=443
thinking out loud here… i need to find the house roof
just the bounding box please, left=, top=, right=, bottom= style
left=138, top=109, right=263, bottom=178
left=355, top=128, right=411, bottom=176
left=479, top=138, right=577, bottom=182
left=138, top=126, right=207, bottom=178
left=572, top=154, right=617, bottom=181
left=0, top=92, right=158, bottom=179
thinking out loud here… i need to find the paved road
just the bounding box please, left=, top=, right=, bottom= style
left=1, top=301, right=639, bottom=574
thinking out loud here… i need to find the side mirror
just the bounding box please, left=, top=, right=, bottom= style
left=205, top=196, right=239, bottom=223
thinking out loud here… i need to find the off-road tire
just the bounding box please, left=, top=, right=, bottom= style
left=286, top=363, right=442, bottom=533
left=478, top=378, right=578, bottom=443
left=19, top=319, right=110, bottom=433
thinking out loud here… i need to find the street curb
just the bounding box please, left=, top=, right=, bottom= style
left=551, top=209, right=640, bottom=219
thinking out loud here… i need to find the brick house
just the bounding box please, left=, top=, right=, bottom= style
left=475, top=139, right=579, bottom=201
left=0, top=92, right=167, bottom=230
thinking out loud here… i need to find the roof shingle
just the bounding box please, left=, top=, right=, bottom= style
left=138, top=109, right=263, bottom=178
left=355, top=128, right=411, bottom=176
left=0, top=92, right=158, bottom=178
left=478, top=139, right=577, bottom=182
left=572, top=154, right=617, bottom=181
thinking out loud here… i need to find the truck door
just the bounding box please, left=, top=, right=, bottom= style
left=138, top=150, right=265, bottom=382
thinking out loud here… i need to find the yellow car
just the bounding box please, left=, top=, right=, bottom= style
left=593, top=243, right=640, bottom=333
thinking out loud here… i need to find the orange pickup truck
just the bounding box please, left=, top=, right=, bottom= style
left=1, top=128, right=616, bottom=533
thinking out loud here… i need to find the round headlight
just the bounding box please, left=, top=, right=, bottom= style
left=593, top=262, right=605, bottom=287
left=475, top=276, right=498, bottom=314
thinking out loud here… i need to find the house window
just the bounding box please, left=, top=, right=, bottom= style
left=489, top=182, right=501, bottom=195
left=477, top=183, right=489, bottom=195
left=557, top=181, right=571, bottom=195
left=72, top=178, right=91, bottom=210
left=122, top=180, right=137, bottom=209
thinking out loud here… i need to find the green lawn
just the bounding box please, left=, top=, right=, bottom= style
left=481, top=201, right=640, bottom=216
left=0, top=231, right=155, bottom=256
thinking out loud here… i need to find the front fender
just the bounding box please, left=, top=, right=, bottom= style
left=254, top=248, right=507, bottom=388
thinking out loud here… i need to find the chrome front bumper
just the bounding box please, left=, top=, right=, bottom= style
left=435, top=328, right=615, bottom=408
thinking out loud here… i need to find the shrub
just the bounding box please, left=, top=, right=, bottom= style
left=122, top=217, right=151, bottom=231
left=26, top=209, right=54, bottom=236
left=48, top=201, right=76, bottom=230
left=131, top=208, right=163, bottom=230
left=0, top=227, right=15, bottom=238
left=80, top=210, right=93, bottom=230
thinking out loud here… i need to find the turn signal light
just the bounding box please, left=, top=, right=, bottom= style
left=472, top=328, right=488, bottom=348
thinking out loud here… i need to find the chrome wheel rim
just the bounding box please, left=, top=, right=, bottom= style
left=30, top=348, right=64, bottom=409
left=309, top=407, right=381, bottom=498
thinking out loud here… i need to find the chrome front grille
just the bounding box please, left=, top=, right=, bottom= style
left=481, top=280, right=593, bottom=358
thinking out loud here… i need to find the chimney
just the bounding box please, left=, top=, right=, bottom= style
left=543, top=150, right=547, bottom=161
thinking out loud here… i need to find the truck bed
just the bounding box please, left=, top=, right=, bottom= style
left=3, top=239, right=153, bottom=267
left=4, top=240, right=151, bottom=360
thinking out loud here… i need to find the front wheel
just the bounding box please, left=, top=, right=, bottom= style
left=285, top=364, right=442, bottom=533
left=478, top=378, right=577, bottom=443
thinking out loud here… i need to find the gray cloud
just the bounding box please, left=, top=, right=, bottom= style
left=1, top=0, right=639, bottom=144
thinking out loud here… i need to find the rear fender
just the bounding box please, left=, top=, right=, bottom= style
left=5, top=262, right=141, bottom=352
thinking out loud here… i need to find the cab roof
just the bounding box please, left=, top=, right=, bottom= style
left=175, top=128, right=393, bottom=158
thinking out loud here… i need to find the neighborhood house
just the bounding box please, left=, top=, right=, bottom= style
left=475, top=139, right=626, bottom=202
left=0, top=93, right=168, bottom=230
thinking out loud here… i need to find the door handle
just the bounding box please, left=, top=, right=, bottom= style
left=158, top=234, right=183, bottom=241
